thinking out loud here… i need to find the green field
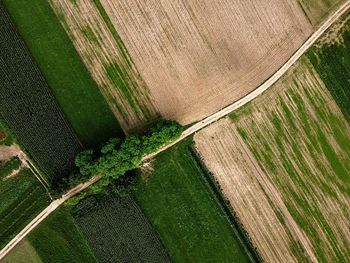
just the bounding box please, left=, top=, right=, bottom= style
left=26, top=207, right=96, bottom=263
left=0, top=167, right=49, bottom=250
left=3, top=0, right=123, bottom=149
left=73, top=191, right=170, bottom=262
left=132, top=138, right=252, bottom=263
left=308, top=18, right=350, bottom=124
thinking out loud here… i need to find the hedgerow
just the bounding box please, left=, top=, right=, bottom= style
left=53, top=120, right=183, bottom=202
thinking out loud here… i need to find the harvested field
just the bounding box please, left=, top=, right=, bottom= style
left=298, top=0, right=344, bottom=26
left=49, top=0, right=158, bottom=131
left=100, top=0, right=312, bottom=125
left=196, top=58, right=350, bottom=262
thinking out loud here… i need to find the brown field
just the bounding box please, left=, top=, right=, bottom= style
left=298, top=0, right=344, bottom=26
left=99, top=0, right=313, bottom=125
left=195, top=58, right=350, bottom=262
left=49, top=0, right=158, bottom=131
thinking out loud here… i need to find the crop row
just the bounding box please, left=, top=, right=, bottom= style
left=73, top=191, right=170, bottom=263
left=0, top=2, right=82, bottom=180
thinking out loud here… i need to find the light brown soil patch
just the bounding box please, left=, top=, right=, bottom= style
left=194, top=118, right=316, bottom=263
left=0, top=145, right=21, bottom=162
left=100, top=0, right=312, bottom=125
left=49, top=0, right=158, bottom=131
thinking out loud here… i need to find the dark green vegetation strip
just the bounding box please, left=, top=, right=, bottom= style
left=307, top=24, right=350, bottom=125
left=27, top=207, right=97, bottom=263
left=0, top=2, right=82, bottom=180
left=73, top=191, right=170, bottom=263
left=0, top=119, right=14, bottom=146
left=0, top=168, right=49, bottom=249
left=3, top=0, right=123, bottom=149
left=133, top=138, right=252, bottom=263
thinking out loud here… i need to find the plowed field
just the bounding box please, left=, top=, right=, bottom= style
left=100, top=0, right=312, bottom=124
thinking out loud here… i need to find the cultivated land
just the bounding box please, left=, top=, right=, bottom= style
left=49, top=0, right=158, bottom=132
left=0, top=150, right=49, bottom=250
left=1, top=239, right=42, bottom=263
left=73, top=190, right=170, bottom=263
left=195, top=119, right=316, bottom=263
left=3, top=0, right=122, bottom=148
left=298, top=0, right=344, bottom=25
left=1, top=208, right=96, bottom=263
left=100, top=0, right=312, bottom=125
left=2, top=2, right=350, bottom=263
left=0, top=2, right=82, bottom=179
left=133, top=138, right=252, bottom=263
left=196, top=57, right=350, bottom=262
left=308, top=12, right=350, bottom=123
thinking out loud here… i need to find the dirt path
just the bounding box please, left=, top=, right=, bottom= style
left=0, top=176, right=100, bottom=260
left=0, top=145, right=49, bottom=190
left=0, top=1, right=349, bottom=260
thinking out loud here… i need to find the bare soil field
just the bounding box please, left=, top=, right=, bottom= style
left=298, top=0, right=344, bottom=26
left=100, top=0, right=313, bottom=125
left=195, top=58, right=350, bottom=262
left=49, top=0, right=158, bottom=131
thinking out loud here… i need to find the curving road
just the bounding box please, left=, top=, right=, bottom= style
left=1, top=1, right=350, bottom=260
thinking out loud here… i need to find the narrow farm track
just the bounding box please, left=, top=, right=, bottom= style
left=1, top=1, right=350, bottom=260
left=0, top=176, right=100, bottom=260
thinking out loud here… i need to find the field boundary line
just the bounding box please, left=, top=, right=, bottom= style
left=1, top=1, right=350, bottom=260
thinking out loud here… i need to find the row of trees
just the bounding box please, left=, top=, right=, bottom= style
left=52, top=120, right=183, bottom=203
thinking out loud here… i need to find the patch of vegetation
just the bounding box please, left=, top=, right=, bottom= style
left=3, top=0, right=123, bottom=149
left=80, top=26, right=100, bottom=47
left=132, top=137, right=252, bottom=263
left=27, top=207, right=97, bottom=263
left=0, top=157, right=21, bottom=177
left=0, top=2, right=83, bottom=180
left=54, top=120, right=183, bottom=204
left=307, top=26, right=350, bottom=124
left=73, top=189, right=170, bottom=262
left=0, top=168, right=49, bottom=250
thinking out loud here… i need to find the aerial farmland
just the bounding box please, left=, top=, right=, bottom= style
left=1, top=0, right=350, bottom=262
